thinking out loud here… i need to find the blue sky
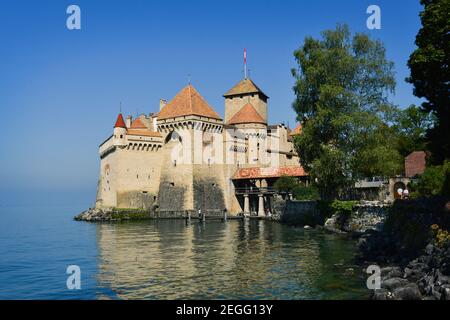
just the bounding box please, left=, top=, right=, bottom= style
left=0, top=0, right=424, bottom=205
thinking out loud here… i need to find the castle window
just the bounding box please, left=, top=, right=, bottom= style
left=170, top=182, right=175, bottom=187
left=142, top=191, right=148, bottom=194
left=173, top=160, right=177, bottom=167
left=136, top=174, right=139, bottom=179
left=120, top=135, right=123, bottom=139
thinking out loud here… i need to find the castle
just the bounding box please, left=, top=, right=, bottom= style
left=96, top=75, right=307, bottom=216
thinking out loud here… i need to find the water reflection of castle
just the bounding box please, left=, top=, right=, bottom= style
left=95, top=220, right=363, bottom=299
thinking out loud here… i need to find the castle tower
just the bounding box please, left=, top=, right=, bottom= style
left=113, top=113, right=127, bottom=147
left=223, top=78, right=269, bottom=124
left=156, top=84, right=226, bottom=214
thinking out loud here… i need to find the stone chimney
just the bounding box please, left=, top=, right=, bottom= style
left=159, top=99, right=167, bottom=111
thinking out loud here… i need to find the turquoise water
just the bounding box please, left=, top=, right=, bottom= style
left=0, top=205, right=368, bottom=299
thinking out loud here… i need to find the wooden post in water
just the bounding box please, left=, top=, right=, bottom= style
left=223, top=209, right=227, bottom=222
left=185, top=210, right=191, bottom=224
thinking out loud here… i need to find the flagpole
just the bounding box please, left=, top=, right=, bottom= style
left=244, top=48, right=247, bottom=79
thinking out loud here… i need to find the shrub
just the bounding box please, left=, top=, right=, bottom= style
left=316, top=200, right=356, bottom=227
left=292, top=185, right=320, bottom=200
left=410, top=160, right=449, bottom=197
left=330, top=200, right=357, bottom=228
left=431, top=224, right=450, bottom=248
left=441, top=161, right=450, bottom=197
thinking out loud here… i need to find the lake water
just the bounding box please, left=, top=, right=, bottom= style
left=0, top=205, right=368, bottom=299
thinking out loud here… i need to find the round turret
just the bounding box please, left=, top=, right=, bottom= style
left=113, top=113, right=127, bottom=147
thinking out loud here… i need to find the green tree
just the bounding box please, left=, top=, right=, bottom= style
left=393, top=104, right=434, bottom=157
left=292, top=24, right=401, bottom=199
left=273, top=175, right=298, bottom=193
left=407, top=0, right=450, bottom=164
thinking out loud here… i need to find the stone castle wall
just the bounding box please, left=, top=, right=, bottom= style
left=95, top=81, right=301, bottom=216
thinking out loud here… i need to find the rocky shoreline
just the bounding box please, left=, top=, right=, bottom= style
left=319, top=197, right=450, bottom=300
left=359, top=233, right=450, bottom=300
left=355, top=197, right=450, bottom=300
left=74, top=207, right=155, bottom=222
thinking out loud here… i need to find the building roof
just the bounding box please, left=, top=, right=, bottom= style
left=405, top=151, right=426, bottom=160
left=130, top=118, right=147, bottom=129
left=227, top=103, right=266, bottom=125
left=223, top=78, right=268, bottom=99
left=232, top=166, right=307, bottom=180
left=114, top=113, right=127, bottom=129
left=127, top=129, right=162, bottom=138
left=157, top=84, right=222, bottom=120
left=290, top=123, right=302, bottom=136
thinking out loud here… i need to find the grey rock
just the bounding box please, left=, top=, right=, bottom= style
left=442, top=286, right=450, bottom=300
left=393, top=283, right=422, bottom=300
left=381, top=266, right=402, bottom=279
left=371, top=288, right=390, bottom=300
left=382, top=277, right=410, bottom=291
left=425, top=244, right=435, bottom=255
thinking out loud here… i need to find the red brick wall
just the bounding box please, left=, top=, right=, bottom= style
left=405, top=151, right=426, bottom=177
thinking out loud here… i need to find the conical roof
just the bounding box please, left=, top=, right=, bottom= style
left=114, top=113, right=127, bottom=128
left=227, top=103, right=266, bottom=125
left=223, top=78, right=268, bottom=99
left=158, top=84, right=222, bottom=120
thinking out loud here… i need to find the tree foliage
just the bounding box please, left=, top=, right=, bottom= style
left=273, top=175, right=298, bottom=193
left=407, top=0, right=450, bottom=164
left=393, top=104, right=434, bottom=157
left=292, top=24, right=401, bottom=199
left=292, top=185, right=320, bottom=201
left=409, top=160, right=450, bottom=197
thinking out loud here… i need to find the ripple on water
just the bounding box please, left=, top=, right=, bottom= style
left=0, top=206, right=367, bottom=300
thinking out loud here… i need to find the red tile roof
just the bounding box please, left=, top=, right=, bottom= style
left=158, top=84, right=222, bottom=120
left=227, top=103, right=266, bottom=125
left=127, top=129, right=162, bottom=138
left=223, top=78, right=268, bottom=98
left=130, top=118, right=147, bottom=129
left=290, top=123, right=302, bottom=136
left=114, top=113, right=127, bottom=129
left=233, top=166, right=307, bottom=180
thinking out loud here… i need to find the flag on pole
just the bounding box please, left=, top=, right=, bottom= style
left=244, top=48, right=247, bottom=79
